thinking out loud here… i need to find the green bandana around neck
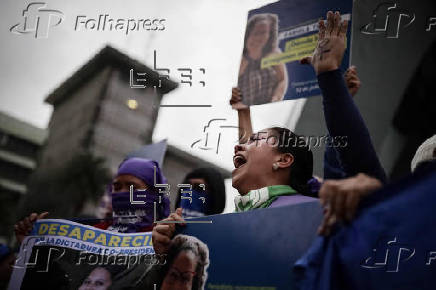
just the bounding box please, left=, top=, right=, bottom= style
left=234, top=185, right=297, bottom=212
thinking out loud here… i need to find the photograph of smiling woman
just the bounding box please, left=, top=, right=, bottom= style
left=238, top=13, right=288, bottom=106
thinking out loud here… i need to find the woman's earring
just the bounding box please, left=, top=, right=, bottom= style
left=272, top=163, right=279, bottom=171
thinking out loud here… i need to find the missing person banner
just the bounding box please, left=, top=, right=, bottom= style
left=9, top=200, right=322, bottom=290
left=237, top=0, right=353, bottom=105
left=177, top=199, right=323, bottom=290
left=8, top=219, right=162, bottom=290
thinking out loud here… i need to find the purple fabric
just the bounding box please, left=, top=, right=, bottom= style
left=269, top=194, right=318, bottom=208
left=111, top=190, right=164, bottom=233
left=117, top=157, right=168, bottom=187
left=114, top=157, right=170, bottom=225
left=307, top=177, right=321, bottom=196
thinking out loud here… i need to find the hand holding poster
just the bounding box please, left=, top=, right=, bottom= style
left=237, top=0, right=352, bottom=105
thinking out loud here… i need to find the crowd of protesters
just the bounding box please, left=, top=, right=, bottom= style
left=4, top=10, right=435, bottom=290
left=152, top=11, right=436, bottom=289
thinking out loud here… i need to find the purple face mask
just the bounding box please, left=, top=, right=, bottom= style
left=109, top=157, right=170, bottom=233
left=110, top=189, right=169, bottom=233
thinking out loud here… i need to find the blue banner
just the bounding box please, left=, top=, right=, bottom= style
left=178, top=200, right=323, bottom=289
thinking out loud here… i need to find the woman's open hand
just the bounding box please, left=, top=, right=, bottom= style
left=300, top=11, right=348, bottom=75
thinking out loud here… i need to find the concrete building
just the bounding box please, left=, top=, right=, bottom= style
left=0, top=111, right=47, bottom=241
left=40, top=45, right=178, bottom=173
left=0, top=111, right=46, bottom=195
left=39, top=45, right=230, bottom=212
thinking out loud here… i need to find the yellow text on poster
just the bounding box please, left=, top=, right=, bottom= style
left=261, top=33, right=346, bottom=69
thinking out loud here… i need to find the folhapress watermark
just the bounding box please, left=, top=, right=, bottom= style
left=10, top=2, right=167, bottom=39
left=74, top=15, right=165, bottom=35
left=10, top=2, right=64, bottom=39
left=361, top=237, right=415, bottom=272
left=361, top=237, right=436, bottom=272
left=191, top=120, right=348, bottom=155
left=361, top=2, right=436, bottom=38
left=76, top=252, right=167, bottom=268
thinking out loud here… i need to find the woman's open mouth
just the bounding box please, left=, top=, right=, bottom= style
left=233, top=154, right=247, bottom=169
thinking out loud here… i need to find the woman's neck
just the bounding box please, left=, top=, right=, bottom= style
left=248, top=48, right=263, bottom=60
left=238, top=181, right=290, bottom=196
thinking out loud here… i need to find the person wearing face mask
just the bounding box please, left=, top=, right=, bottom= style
left=94, top=157, right=170, bottom=233
left=14, top=157, right=170, bottom=244
left=174, top=168, right=226, bottom=218
left=14, top=157, right=170, bottom=289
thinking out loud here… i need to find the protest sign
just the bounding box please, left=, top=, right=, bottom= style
left=237, top=0, right=353, bottom=105
left=9, top=199, right=322, bottom=290
left=8, top=219, right=161, bottom=289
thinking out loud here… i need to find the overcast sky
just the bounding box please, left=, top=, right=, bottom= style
left=0, top=0, right=307, bottom=212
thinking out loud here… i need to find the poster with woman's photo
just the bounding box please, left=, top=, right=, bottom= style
left=8, top=219, right=210, bottom=290
left=8, top=200, right=321, bottom=290
left=238, top=0, right=352, bottom=105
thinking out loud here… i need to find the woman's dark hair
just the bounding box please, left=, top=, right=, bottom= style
left=268, top=127, right=315, bottom=197
left=160, top=234, right=210, bottom=290
left=243, top=13, right=279, bottom=58
left=175, top=168, right=226, bottom=215
left=78, top=266, right=116, bottom=290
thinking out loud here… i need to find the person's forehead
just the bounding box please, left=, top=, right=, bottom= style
left=91, top=267, right=109, bottom=276
left=255, top=19, right=269, bottom=26
left=254, top=129, right=275, bottom=136
left=187, top=178, right=206, bottom=185
left=113, top=174, right=144, bottom=184
left=174, top=251, right=198, bottom=268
